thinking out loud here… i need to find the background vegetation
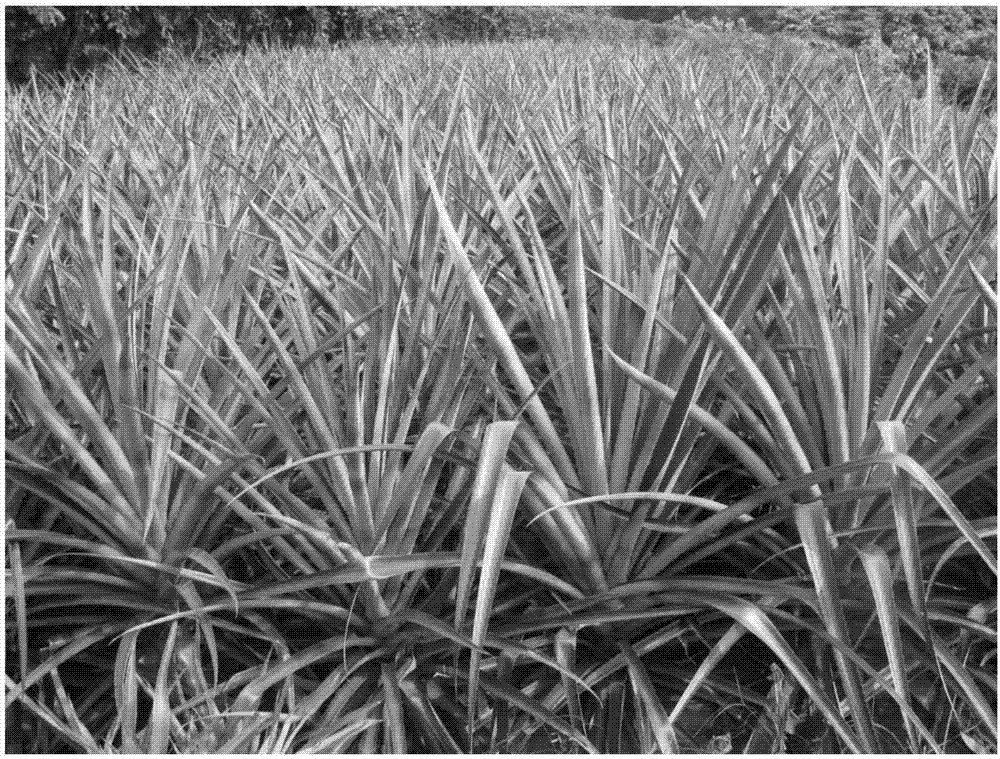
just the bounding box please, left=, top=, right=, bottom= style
left=5, top=7, right=998, bottom=757
left=5, top=5, right=997, bottom=104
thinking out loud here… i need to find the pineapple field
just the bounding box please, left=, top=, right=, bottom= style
left=5, top=38, right=997, bottom=753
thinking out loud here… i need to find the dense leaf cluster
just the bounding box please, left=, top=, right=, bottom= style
left=6, top=39, right=996, bottom=753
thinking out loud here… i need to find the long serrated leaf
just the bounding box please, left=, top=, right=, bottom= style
left=567, top=168, right=610, bottom=501
left=619, top=642, right=680, bottom=754
left=47, top=667, right=101, bottom=752
left=423, top=163, right=578, bottom=489
left=455, top=419, right=520, bottom=634
left=892, top=454, right=997, bottom=576
left=382, top=421, right=454, bottom=546
left=857, top=545, right=921, bottom=752
left=468, top=465, right=531, bottom=724
left=555, top=628, right=584, bottom=738
left=381, top=663, right=407, bottom=753
left=968, top=259, right=998, bottom=314
left=876, top=421, right=928, bottom=625
left=794, top=499, right=878, bottom=750
left=145, top=620, right=179, bottom=753
left=114, top=629, right=141, bottom=754
left=9, top=543, right=29, bottom=684
left=607, top=346, right=777, bottom=489
left=681, top=274, right=815, bottom=481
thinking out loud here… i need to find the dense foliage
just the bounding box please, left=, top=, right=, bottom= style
left=5, top=35, right=997, bottom=755
left=4, top=6, right=332, bottom=82
left=766, top=6, right=997, bottom=103
left=6, top=5, right=997, bottom=104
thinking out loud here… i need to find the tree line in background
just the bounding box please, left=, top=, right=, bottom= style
left=5, top=5, right=997, bottom=103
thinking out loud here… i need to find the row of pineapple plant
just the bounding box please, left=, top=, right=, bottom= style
left=6, top=39, right=996, bottom=752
